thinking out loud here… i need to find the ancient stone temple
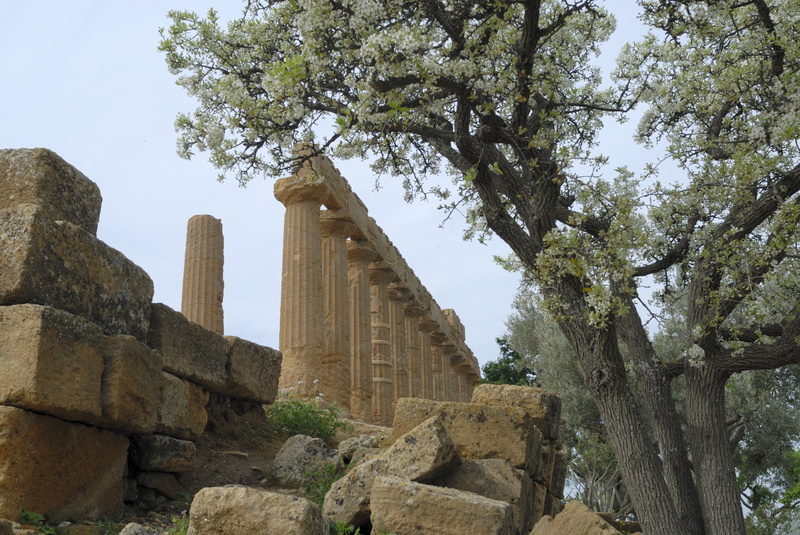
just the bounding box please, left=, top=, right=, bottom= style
left=274, top=145, right=480, bottom=425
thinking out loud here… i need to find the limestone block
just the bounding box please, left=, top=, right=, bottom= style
left=532, top=481, right=547, bottom=526
left=0, top=204, right=154, bottom=341
left=370, top=475, right=514, bottom=535
left=323, top=416, right=460, bottom=527
left=134, top=472, right=181, bottom=500
left=389, top=398, right=542, bottom=475
left=530, top=500, right=621, bottom=535
left=131, top=435, right=197, bottom=472
left=187, top=486, right=327, bottom=535
left=338, top=435, right=378, bottom=462
left=0, top=519, right=10, bottom=535
left=551, top=447, right=569, bottom=499
left=99, top=335, right=162, bottom=435
left=433, top=459, right=533, bottom=535
left=0, top=406, right=129, bottom=522
left=537, top=442, right=556, bottom=486
left=220, top=336, right=281, bottom=403
left=155, top=372, right=209, bottom=441
left=147, top=303, right=227, bottom=390
left=544, top=492, right=564, bottom=517
left=0, top=148, right=102, bottom=235
left=472, top=384, right=562, bottom=440
left=269, top=434, right=340, bottom=489
left=0, top=304, right=103, bottom=423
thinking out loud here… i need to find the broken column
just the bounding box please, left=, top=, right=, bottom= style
left=274, top=177, right=327, bottom=398
left=320, top=211, right=356, bottom=409
left=181, top=214, right=224, bottom=334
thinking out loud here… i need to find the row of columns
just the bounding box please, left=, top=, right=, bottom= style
left=275, top=172, right=479, bottom=425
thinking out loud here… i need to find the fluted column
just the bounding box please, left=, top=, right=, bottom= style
left=320, top=212, right=356, bottom=409
left=370, top=261, right=396, bottom=425
left=388, top=282, right=412, bottom=409
left=181, top=215, right=224, bottom=334
left=404, top=301, right=425, bottom=399
left=275, top=177, right=328, bottom=398
left=418, top=318, right=438, bottom=400
left=347, top=239, right=378, bottom=422
left=448, top=353, right=464, bottom=402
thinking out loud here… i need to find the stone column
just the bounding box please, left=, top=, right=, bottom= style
left=370, top=261, right=396, bottom=425
left=320, top=212, right=356, bottom=410
left=347, top=239, right=377, bottom=422
left=404, top=301, right=425, bottom=399
left=388, top=282, right=412, bottom=409
left=418, top=318, right=438, bottom=400
left=274, top=177, right=328, bottom=398
left=448, top=353, right=464, bottom=402
left=429, top=333, right=447, bottom=401
left=181, top=214, right=224, bottom=334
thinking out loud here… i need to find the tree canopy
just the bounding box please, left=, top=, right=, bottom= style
left=160, top=2, right=800, bottom=534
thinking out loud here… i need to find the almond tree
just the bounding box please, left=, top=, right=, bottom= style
left=159, top=1, right=800, bottom=533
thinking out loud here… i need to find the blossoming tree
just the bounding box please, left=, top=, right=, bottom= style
left=159, top=1, right=800, bottom=534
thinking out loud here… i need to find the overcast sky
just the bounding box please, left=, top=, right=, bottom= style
left=1, top=1, right=649, bottom=369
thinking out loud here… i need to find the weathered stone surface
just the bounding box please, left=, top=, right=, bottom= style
left=0, top=519, right=10, bottom=535
left=187, top=486, right=327, bottom=535
left=551, top=447, right=569, bottom=499
left=0, top=406, right=129, bottom=522
left=0, top=148, right=102, bottom=235
left=537, top=442, right=556, bottom=485
left=119, top=523, right=153, bottom=535
left=155, top=372, right=209, bottom=441
left=0, top=304, right=103, bottom=423
left=370, top=475, right=514, bottom=535
left=131, top=435, right=196, bottom=473
left=220, top=336, right=281, bottom=403
left=532, top=481, right=548, bottom=526
left=181, top=214, right=224, bottom=335
left=134, top=472, right=181, bottom=500
left=269, top=434, right=340, bottom=489
left=543, top=492, right=563, bottom=517
left=147, top=303, right=227, bottom=390
left=433, top=459, right=533, bottom=535
left=323, top=416, right=460, bottom=527
left=389, top=398, right=542, bottom=474
left=530, top=500, right=621, bottom=535
left=99, top=335, right=162, bottom=434
left=0, top=204, right=154, bottom=341
left=338, top=435, right=378, bottom=462
left=472, top=384, right=562, bottom=440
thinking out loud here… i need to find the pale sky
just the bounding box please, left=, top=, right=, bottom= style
left=0, top=1, right=649, bottom=369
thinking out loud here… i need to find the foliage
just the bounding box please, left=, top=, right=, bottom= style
left=480, top=337, right=538, bottom=386
left=166, top=513, right=191, bottom=535
left=264, top=390, right=351, bottom=442
left=301, top=459, right=347, bottom=508
left=161, top=1, right=800, bottom=533
left=19, top=508, right=56, bottom=535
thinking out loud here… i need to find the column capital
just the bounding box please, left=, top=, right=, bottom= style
left=320, top=211, right=357, bottom=239
left=274, top=176, right=329, bottom=207
left=388, top=281, right=413, bottom=303
left=418, top=317, right=439, bottom=333
left=369, top=261, right=397, bottom=285
left=347, top=239, right=378, bottom=264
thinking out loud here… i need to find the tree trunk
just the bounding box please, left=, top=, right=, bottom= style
left=685, top=364, right=747, bottom=535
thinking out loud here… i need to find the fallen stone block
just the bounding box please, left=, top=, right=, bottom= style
left=0, top=148, right=102, bottom=235
left=531, top=500, right=621, bottom=535
left=187, top=486, right=327, bottom=535
left=472, top=384, right=562, bottom=441
left=370, top=475, right=514, bottom=535
left=433, top=458, right=533, bottom=535
left=323, top=416, right=460, bottom=527
left=147, top=303, right=227, bottom=390
left=269, top=434, right=340, bottom=489
left=220, top=336, right=281, bottom=403
left=131, top=435, right=196, bottom=472
left=389, top=398, right=541, bottom=475
left=0, top=406, right=129, bottom=522
left=0, top=204, right=153, bottom=341
left=155, top=372, right=209, bottom=441
left=0, top=304, right=104, bottom=423
left=99, top=334, right=162, bottom=435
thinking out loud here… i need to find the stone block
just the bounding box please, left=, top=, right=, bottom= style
left=99, top=335, right=162, bottom=435
left=269, top=434, right=340, bottom=489
left=0, top=406, right=129, bottom=522
left=433, top=459, right=533, bottom=535
left=389, top=398, right=542, bottom=475
left=370, top=475, right=514, bottom=535
left=135, top=472, right=181, bottom=500
left=472, top=384, right=562, bottom=440
left=0, top=148, right=102, bottom=235
left=532, top=481, right=547, bottom=526
left=530, top=500, right=621, bottom=535
left=131, top=435, right=196, bottom=472
left=323, top=416, right=460, bottom=527
left=147, top=303, right=227, bottom=390
left=551, top=447, right=569, bottom=499
left=155, top=372, right=209, bottom=441
left=537, top=442, right=556, bottom=486
left=187, top=486, right=327, bottom=535
left=0, top=204, right=153, bottom=341
left=0, top=304, right=103, bottom=423
left=220, top=336, right=281, bottom=403
left=0, top=519, right=10, bottom=535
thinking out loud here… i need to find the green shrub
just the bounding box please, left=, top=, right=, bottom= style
left=19, top=508, right=56, bottom=535
left=264, top=390, right=351, bottom=442
left=302, top=459, right=347, bottom=508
